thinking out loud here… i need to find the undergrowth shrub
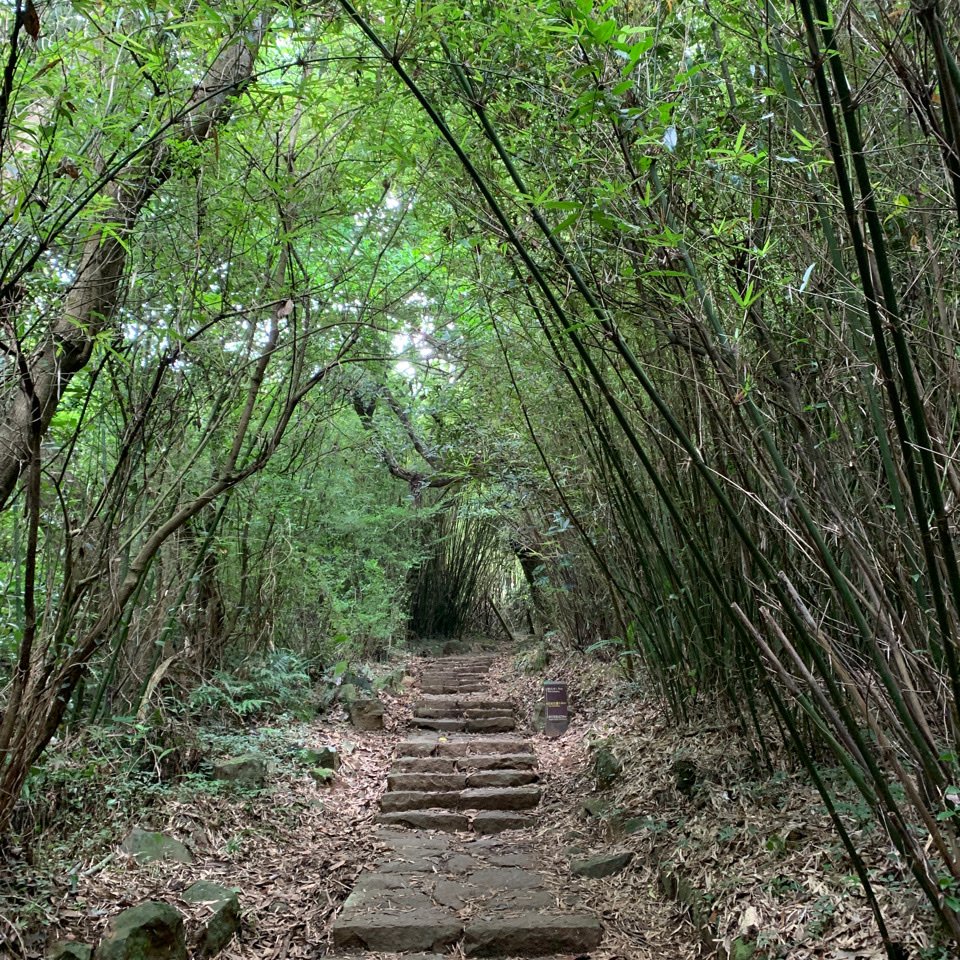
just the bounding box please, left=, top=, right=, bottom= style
left=187, top=649, right=317, bottom=723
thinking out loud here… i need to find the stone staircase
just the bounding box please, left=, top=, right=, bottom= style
left=328, top=654, right=602, bottom=958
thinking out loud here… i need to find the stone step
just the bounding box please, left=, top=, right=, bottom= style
left=413, top=706, right=466, bottom=719
left=408, top=717, right=517, bottom=733
left=376, top=808, right=536, bottom=834
left=462, top=786, right=541, bottom=810
left=386, top=770, right=538, bottom=792
left=392, top=756, right=458, bottom=773
left=464, top=718, right=515, bottom=733
left=421, top=685, right=487, bottom=694
left=422, top=669, right=488, bottom=674
left=381, top=790, right=463, bottom=813
left=456, top=753, right=538, bottom=770
left=397, top=737, right=534, bottom=758
left=463, top=914, right=602, bottom=957
left=420, top=672, right=491, bottom=680
left=464, top=770, right=539, bottom=788
left=410, top=710, right=517, bottom=733
left=387, top=772, right=467, bottom=791
left=472, top=811, right=536, bottom=833
left=377, top=809, right=470, bottom=831
left=381, top=787, right=541, bottom=813
left=333, top=888, right=599, bottom=955
left=414, top=706, right=514, bottom=719
left=411, top=718, right=466, bottom=732
left=391, top=753, right=537, bottom=774
left=437, top=738, right=532, bottom=756
left=333, top=907, right=460, bottom=952
left=415, top=698, right=514, bottom=710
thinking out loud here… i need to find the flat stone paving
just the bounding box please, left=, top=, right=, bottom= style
left=329, top=654, right=602, bottom=958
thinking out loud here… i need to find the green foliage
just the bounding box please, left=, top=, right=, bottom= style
left=187, top=650, right=316, bottom=723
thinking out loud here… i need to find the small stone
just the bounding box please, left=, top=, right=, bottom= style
left=211, top=755, right=266, bottom=787
left=94, top=902, right=186, bottom=960
left=349, top=698, right=385, bottom=731
left=183, top=881, right=241, bottom=956
left=49, top=942, right=93, bottom=960
left=121, top=828, right=193, bottom=865
left=571, top=850, right=634, bottom=878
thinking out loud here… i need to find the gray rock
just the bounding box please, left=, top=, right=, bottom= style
left=571, top=849, right=634, bottom=878
left=49, top=942, right=92, bottom=960
left=121, top=829, right=193, bottom=865
left=94, top=902, right=186, bottom=960
left=349, top=698, right=385, bottom=731
left=211, top=755, right=266, bottom=787
left=183, top=880, right=241, bottom=956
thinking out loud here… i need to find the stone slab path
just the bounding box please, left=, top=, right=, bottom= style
left=329, top=655, right=602, bottom=958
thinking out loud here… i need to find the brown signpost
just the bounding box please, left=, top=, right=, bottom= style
left=543, top=681, right=569, bottom=737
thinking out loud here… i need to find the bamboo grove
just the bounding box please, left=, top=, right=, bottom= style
left=2, top=0, right=960, bottom=952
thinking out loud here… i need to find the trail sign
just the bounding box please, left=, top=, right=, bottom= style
left=543, top=681, right=569, bottom=737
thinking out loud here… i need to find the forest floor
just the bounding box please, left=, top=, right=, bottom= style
left=1, top=647, right=945, bottom=959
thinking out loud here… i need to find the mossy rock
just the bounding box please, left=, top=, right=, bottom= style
left=211, top=755, right=266, bottom=787
left=49, top=942, right=93, bottom=960
left=309, top=766, right=336, bottom=784
left=183, top=881, right=241, bottom=956
left=121, top=829, right=193, bottom=865
left=591, top=744, right=622, bottom=791
left=580, top=797, right=611, bottom=819
left=93, top=902, right=186, bottom=960
left=729, top=939, right=757, bottom=960
left=299, top=746, right=340, bottom=770
left=348, top=698, right=384, bottom=731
